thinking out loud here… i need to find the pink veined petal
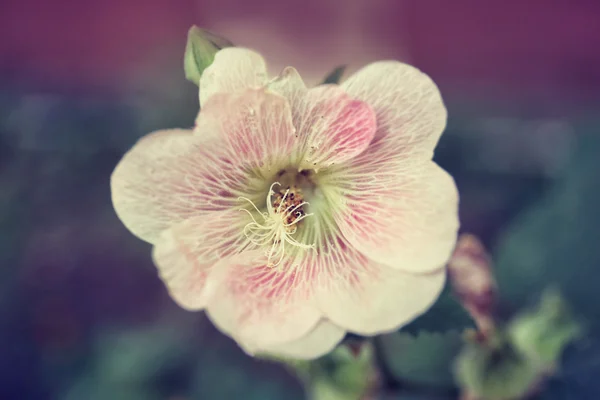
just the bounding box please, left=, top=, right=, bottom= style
left=110, top=129, right=252, bottom=244
left=269, top=69, right=376, bottom=169
left=256, top=319, right=346, bottom=360
left=341, top=61, right=447, bottom=169
left=330, top=161, right=459, bottom=273
left=289, top=85, right=376, bottom=170
left=205, top=251, right=322, bottom=351
left=112, top=89, right=297, bottom=244
left=199, top=48, right=268, bottom=107
left=311, top=233, right=447, bottom=335
left=195, top=88, right=296, bottom=176
left=152, top=210, right=251, bottom=311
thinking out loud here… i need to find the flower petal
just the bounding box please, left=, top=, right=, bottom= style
left=152, top=210, right=250, bottom=310
left=328, top=161, right=459, bottom=273
left=199, top=48, right=268, bottom=107
left=205, top=251, right=321, bottom=351
left=258, top=319, right=346, bottom=360
left=288, top=85, right=376, bottom=170
left=195, top=88, right=296, bottom=176
left=294, top=216, right=446, bottom=334
left=341, top=61, right=447, bottom=167
left=270, top=70, right=376, bottom=169
left=111, top=129, right=209, bottom=243
left=111, top=128, right=254, bottom=243
left=313, top=237, right=446, bottom=335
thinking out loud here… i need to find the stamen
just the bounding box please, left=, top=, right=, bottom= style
left=239, top=196, right=265, bottom=216
left=283, top=201, right=310, bottom=219
left=265, top=181, right=280, bottom=215
left=277, top=188, right=290, bottom=214
left=238, top=207, right=263, bottom=226
left=239, top=182, right=315, bottom=268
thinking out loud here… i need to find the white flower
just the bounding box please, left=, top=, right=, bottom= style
left=111, top=48, right=459, bottom=359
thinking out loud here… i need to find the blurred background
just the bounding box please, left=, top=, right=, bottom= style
left=1, top=0, right=600, bottom=399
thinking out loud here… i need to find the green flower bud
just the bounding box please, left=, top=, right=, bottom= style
left=507, top=289, right=583, bottom=368
left=454, top=336, right=539, bottom=400
left=183, top=26, right=233, bottom=86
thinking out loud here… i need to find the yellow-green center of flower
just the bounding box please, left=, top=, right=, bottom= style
left=239, top=180, right=316, bottom=268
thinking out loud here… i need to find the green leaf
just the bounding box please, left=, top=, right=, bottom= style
left=321, top=66, right=347, bottom=85
left=402, top=284, right=474, bottom=335
left=184, top=26, right=234, bottom=86
left=378, top=331, right=463, bottom=388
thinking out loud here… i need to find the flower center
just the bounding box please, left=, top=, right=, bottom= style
left=239, top=181, right=315, bottom=268
left=271, top=185, right=306, bottom=233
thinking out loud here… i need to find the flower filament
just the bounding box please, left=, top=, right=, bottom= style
left=239, top=182, right=315, bottom=268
